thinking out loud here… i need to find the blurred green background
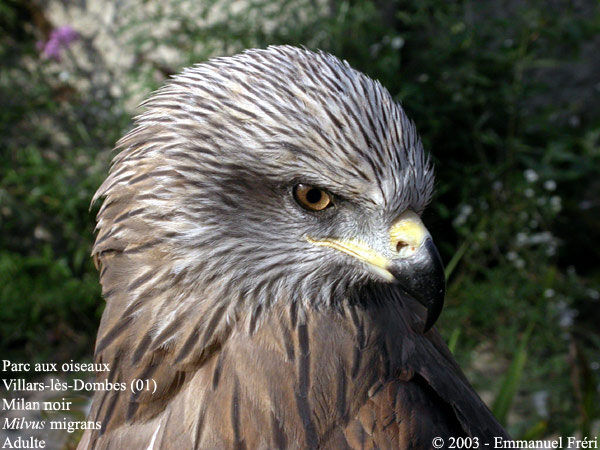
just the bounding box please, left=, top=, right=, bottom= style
left=1, top=0, right=599, bottom=440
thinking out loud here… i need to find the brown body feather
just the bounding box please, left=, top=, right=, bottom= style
left=81, top=249, right=507, bottom=448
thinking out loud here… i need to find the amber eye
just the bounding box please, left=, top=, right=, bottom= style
left=293, top=184, right=332, bottom=211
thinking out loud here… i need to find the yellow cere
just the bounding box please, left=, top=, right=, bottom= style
left=389, top=210, right=428, bottom=253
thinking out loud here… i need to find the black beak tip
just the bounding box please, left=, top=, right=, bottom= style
left=422, top=287, right=445, bottom=333
left=389, top=238, right=446, bottom=333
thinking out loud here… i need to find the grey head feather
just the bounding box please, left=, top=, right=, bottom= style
left=92, top=45, right=434, bottom=327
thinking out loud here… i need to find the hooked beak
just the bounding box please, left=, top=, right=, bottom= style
left=387, top=237, right=445, bottom=332
left=308, top=211, right=446, bottom=332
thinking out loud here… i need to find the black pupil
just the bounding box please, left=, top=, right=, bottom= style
left=306, top=188, right=322, bottom=204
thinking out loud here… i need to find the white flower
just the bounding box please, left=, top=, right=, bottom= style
left=391, top=36, right=405, bottom=49
left=532, top=391, right=549, bottom=417
left=515, top=231, right=557, bottom=255
left=569, top=115, right=580, bottom=127
left=559, top=310, right=576, bottom=328
left=529, top=232, right=554, bottom=245
left=516, top=232, right=528, bottom=246
left=369, top=43, right=381, bottom=56
left=588, top=289, right=600, bottom=300
left=525, top=188, right=534, bottom=198
left=555, top=300, right=577, bottom=328
left=550, top=196, right=562, bottom=212
left=34, top=225, right=52, bottom=241
left=524, top=169, right=539, bottom=183
left=544, top=180, right=557, bottom=191
left=452, top=204, right=473, bottom=227
left=544, top=289, right=555, bottom=298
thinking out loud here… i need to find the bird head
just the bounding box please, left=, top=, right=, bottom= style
left=94, top=46, right=445, bottom=332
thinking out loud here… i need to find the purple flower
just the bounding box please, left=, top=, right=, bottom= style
left=39, top=26, right=79, bottom=61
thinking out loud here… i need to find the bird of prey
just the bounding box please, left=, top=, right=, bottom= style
left=80, top=45, right=509, bottom=449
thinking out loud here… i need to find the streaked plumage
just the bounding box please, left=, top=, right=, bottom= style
left=80, top=45, right=508, bottom=449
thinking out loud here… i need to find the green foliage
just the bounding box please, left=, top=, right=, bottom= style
left=1, top=0, right=599, bottom=438
left=492, top=324, right=532, bottom=425
left=0, top=249, right=100, bottom=362
left=0, top=1, right=129, bottom=363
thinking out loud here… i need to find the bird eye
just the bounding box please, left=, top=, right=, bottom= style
left=293, top=184, right=332, bottom=211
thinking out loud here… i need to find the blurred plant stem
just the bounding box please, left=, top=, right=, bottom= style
left=492, top=323, right=533, bottom=425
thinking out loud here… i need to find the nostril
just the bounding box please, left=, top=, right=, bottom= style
left=396, top=241, right=409, bottom=253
